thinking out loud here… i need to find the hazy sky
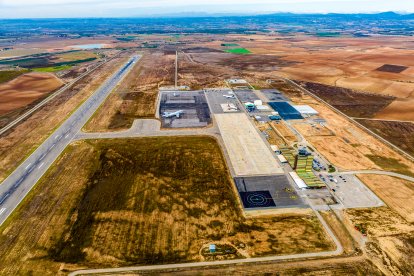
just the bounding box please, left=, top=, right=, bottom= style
left=1, top=0, right=414, bottom=18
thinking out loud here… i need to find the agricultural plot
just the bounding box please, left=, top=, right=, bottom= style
left=298, top=81, right=396, bottom=118
left=159, top=91, right=211, bottom=128
left=376, top=64, right=408, bottom=73
left=224, top=48, right=251, bottom=55
left=0, top=72, right=63, bottom=115
left=0, top=69, right=29, bottom=84
left=0, top=137, right=334, bottom=274
left=0, top=50, right=98, bottom=69
left=356, top=119, right=414, bottom=156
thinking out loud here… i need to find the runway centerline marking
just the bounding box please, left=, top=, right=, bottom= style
left=38, top=162, right=44, bottom=169
left=0, top=208, right=6, bottom=216
left=25, top=163, right=32, bottom=169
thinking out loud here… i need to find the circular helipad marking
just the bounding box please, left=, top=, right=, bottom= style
left=247, top=193, right=268, bottom=206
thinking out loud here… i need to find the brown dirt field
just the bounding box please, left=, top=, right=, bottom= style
left=256, top=123, right=287, bottom=147
left=298, top=81, right=395, bottom=118
left=291, top=122, right=335, bottom=137
left=0, top=137, right=334, bottom=275
left=345, top=207, right=414, bottom=275
left=271, top=121, right=297, bottom=144
left=0, top=55, right=127, bottom=183
left=357, top=174, right=414, bottom=222
left=356, top=119, right=414, bottom=156
left=0, top=72, right=63, bottom=115
left=286, top=86, right=414, bottom=174
left=84, top=51, right=174, bottom=132
left=374, top=98, right=414, bottom=121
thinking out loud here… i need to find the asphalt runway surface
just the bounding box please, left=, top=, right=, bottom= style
left=0, top=55, right=141, bottom=226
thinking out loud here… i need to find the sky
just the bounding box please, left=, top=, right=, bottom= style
left=1, top=0, right=414, bottom=18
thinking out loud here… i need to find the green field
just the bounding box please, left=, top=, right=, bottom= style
left=0, top=69, right=29, bottom=84
left=33, top=65, right=72, bottom=72
left=224, top=48, right=251, bottom=55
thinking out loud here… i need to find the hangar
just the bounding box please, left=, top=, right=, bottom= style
left=293, top=105, right=319, bottom=116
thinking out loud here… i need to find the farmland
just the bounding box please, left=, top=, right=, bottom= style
left=357, top=174, right=414, bottom=222
left=0, top=50, right=98, bottom=69
left=224, top=48, right=251, bottom=55
left=298, top=81, right=396, bottom=118
left=0, top=137, right=334, bottom=274
left=0, top=69, right=29, bottom=84
left=0, top=72, right=63, bottom=115
left=0, top=55, right=127, bottom=183
left=356, top=119, right=414, bottom=156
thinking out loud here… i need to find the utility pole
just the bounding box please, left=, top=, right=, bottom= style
left=175, top=50, right=178, bottom=89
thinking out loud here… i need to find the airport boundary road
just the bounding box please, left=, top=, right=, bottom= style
left=0, top=54, right=120, bottom=136
left=339, top=170, right=414, bottom=182
left=0, top=55, right=141, bottom=227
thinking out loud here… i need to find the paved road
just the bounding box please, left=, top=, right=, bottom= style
left=0, top=55, right=118, bottom=136
left=69, top=245, right=342, bottom=276
left=339, top=170, right=414, bottom=182
left=0, top=55, right=140, bottom=226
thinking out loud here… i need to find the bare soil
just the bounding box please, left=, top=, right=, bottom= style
left=0, top=72, right=63, bottom=115
left=298, top=81, right=396, bottom=118
left=356, top=119, right=414, bottom=156
left=357, top=174, right=414, bottom=222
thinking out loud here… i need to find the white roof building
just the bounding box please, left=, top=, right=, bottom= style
left=292, top=105, right=319, bottom=116
left=289, top=172, right=308, bottom=189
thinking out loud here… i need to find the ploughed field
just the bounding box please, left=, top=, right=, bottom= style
left=0, top=72, right=63, bottom=116
left=0, top=137, right=333, bottom=275
left=356, top=119, right=414, bottom=157
left=297, top=81, right=395, bottom=118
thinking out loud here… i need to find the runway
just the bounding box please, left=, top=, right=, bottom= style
left=0, top=54, right=141, bottom=226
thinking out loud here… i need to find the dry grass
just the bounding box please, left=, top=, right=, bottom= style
left=84, top=51, right=174, bottom=132
left=0, top=137, right=334, bottom=275
left=345, top=207, right=414, bottom=275
left=357, top=174, right=414, bottom=222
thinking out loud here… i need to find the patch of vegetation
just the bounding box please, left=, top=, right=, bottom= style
left=33, top=65, right=72, bottom=72
left=316, top=32, right=341, bottom=37
left=0, top=69, right=29, bottom=84
left=224, top=48, right=251, bottom=55
left=365, top=154, right=414, bottom=177
left=221, top=43, right=239, bottom=47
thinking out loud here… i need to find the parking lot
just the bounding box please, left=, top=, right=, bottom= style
left=260, top=89, right=289, bottom=102
left=234, top=89, right=260, bottom=103
left=235, top=175, right=307, bottom=209
left=159, top=91, right=212, bottom=128
left=205, top=89, right=241, bottom=114
left=324, top=174, right=384, bottom=208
